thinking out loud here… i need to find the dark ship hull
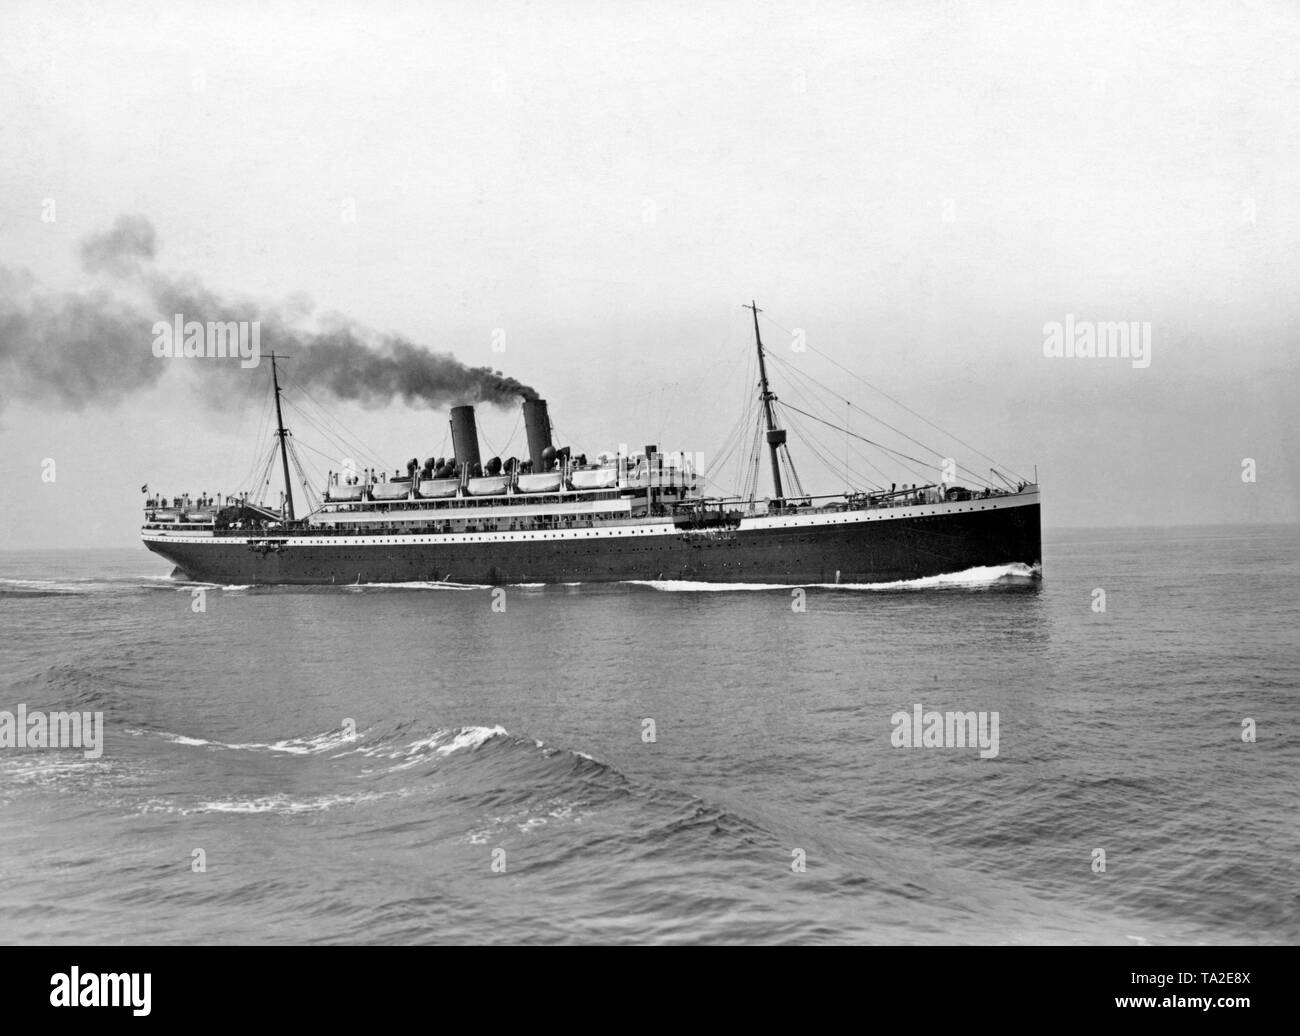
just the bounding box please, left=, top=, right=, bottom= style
left=143, top=490, right=1040, bottom=586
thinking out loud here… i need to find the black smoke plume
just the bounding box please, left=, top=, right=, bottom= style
left=0, top=215, right=538, bottom=411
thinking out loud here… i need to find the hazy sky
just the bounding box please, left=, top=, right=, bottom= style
left=1, top=0, right=1297, bottom=549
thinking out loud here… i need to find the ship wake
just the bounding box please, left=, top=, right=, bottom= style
left=626, top=561, right=1041, bottom=592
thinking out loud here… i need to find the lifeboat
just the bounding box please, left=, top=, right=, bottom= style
left=570, top=466, right=619, bottom=489
left=418, top=478, right=459, bottom=498
left=329, top=484, right=366, bottom=502
left=515, top=472, right=563, bottom=494
left=371, top=481, right=411, bottom=501
left=467, top=475, right=510, bottom=496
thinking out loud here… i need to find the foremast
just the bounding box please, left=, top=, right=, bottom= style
left=270, top=352, right=295, bottom=522
left=745, top=300, right=797, bottom=503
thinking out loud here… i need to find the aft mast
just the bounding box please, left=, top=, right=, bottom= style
left=745, top=301, right=787, bottom=502
left=270, top=352, right=295, bottom=522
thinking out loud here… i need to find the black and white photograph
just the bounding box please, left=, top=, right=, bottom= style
left=0, top=0, right=1294, bottom=1005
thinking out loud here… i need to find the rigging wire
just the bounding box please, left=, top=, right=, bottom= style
left=777, top=399, right=952, bottom=482
left=292, top=435, right=351, bottom=473
left=764, top=361, right=930, bottom=486
left=781, top=409, right=863, bottom=491
left=781, top=408, right=885, bottom=491
left=704, top=391, right=757, bottom=488
left=286, top=435, right=320, bottom=515
left=280, top=398, right=385, bottom=476
left=784, top=398, right=931, bottom=486
left=758, top=311, right=1030, bottom=483
left=281, top=375, right=389, bottom=472
left=763, top=345, right=994, bottom=489
left=231, top=389, right=274, bottom=497
left=741, top=408, right=766, bottom=503
left=778, top=439, right=804, bottom=498
left=249, top=441, right=279, bottom=507
left=761, top=355, right=892, bottom=485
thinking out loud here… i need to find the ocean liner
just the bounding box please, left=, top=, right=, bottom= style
left=141, top=304, right=1041, bottom=585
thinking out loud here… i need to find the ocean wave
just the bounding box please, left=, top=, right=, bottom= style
left=0, top=756, right=112, bottom=781
left=140, top=723, right=514, bottom=769
left=35, top=714, right=769, bottom=869
left=466, top=797, right=598, bottom=843
left=340, top=725, right=510, bottom=771
left=150, top=725, right=362, bottom=756
left=0, top=576, right=179, bottom=598
left=139, top=789, right=401, bottom=816
left=129, top=725, right=611, bottom=818
left=0, top=754, right=138, bottom=795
